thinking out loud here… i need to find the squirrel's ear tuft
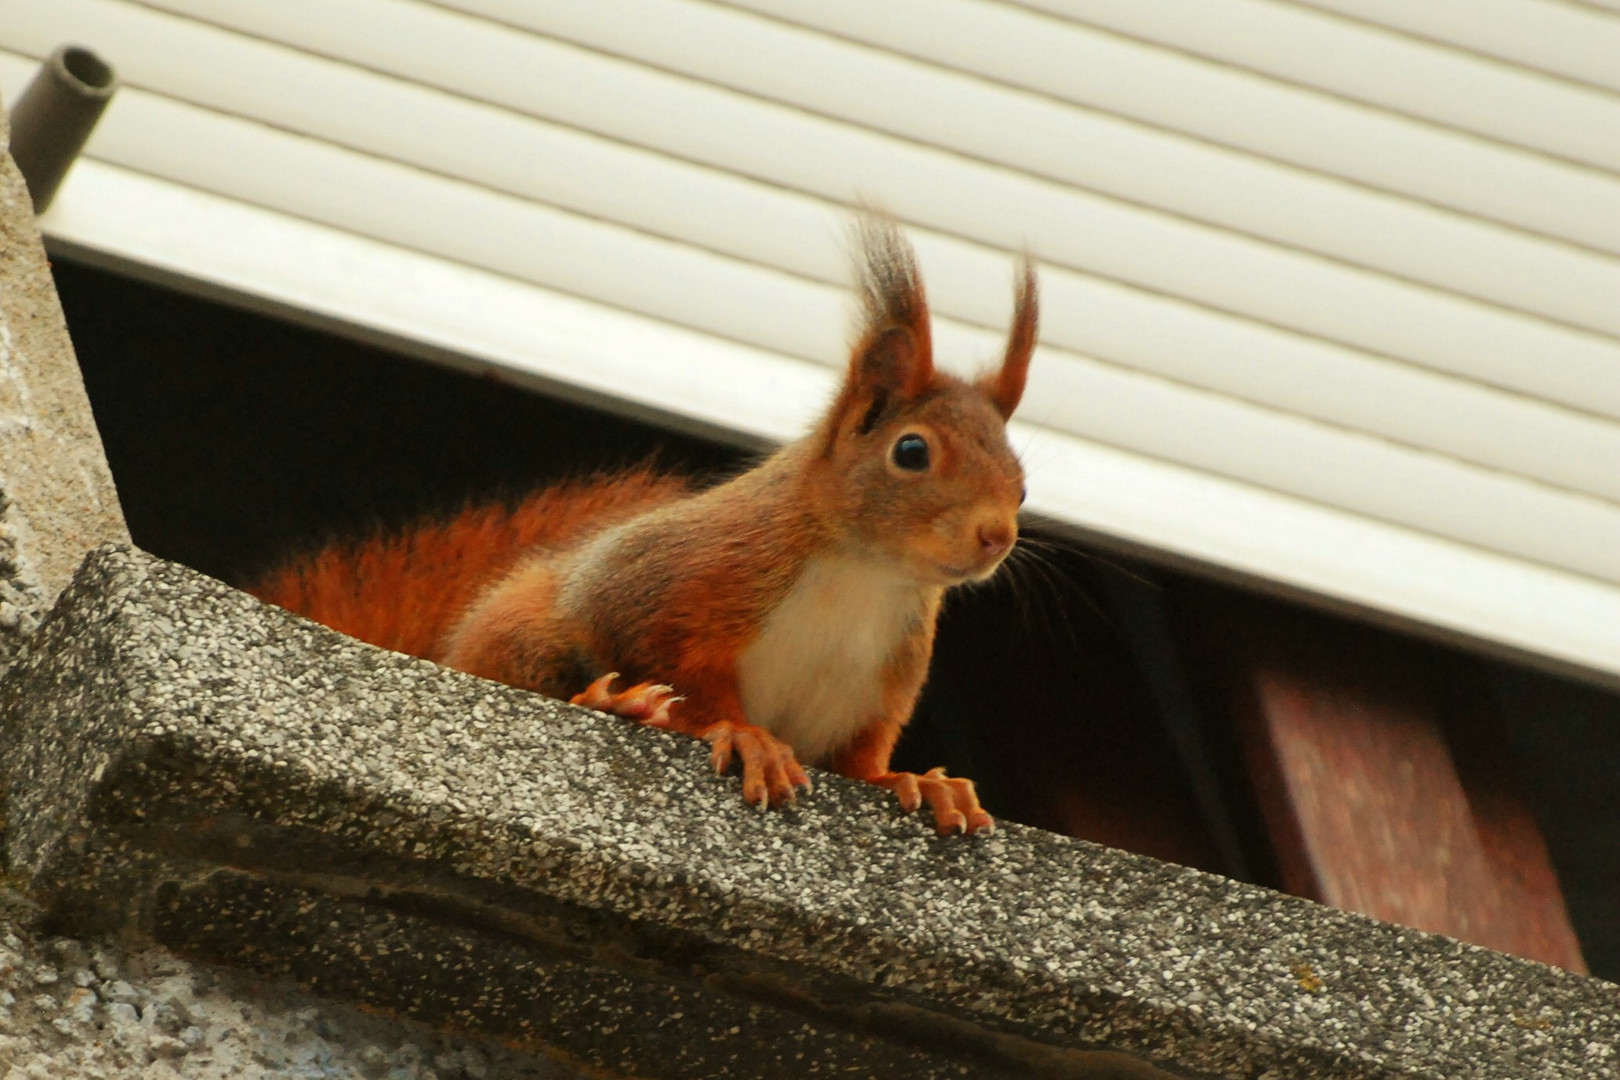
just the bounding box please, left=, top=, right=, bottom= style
left=815, top=215, right=939, bottom=453
left=979, top=257, right=1037, bottom=420
left=853, top=215, right=934, bottom=399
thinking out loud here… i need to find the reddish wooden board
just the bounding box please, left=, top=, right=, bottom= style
left=1224, top=603, right=1586, bottom=972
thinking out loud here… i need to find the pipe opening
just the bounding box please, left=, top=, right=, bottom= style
left=57, top=46, right=116, bottom=96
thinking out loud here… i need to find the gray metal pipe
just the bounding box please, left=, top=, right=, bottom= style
left=8, top=45, right=118, bottom=214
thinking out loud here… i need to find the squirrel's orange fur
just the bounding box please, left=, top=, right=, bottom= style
left=252, top=219, right=1036, bottom=835
left=252, top=468, right=692, bottom=661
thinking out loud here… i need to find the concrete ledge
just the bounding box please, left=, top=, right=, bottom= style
left=3, top=546, right=1616, bottom=1079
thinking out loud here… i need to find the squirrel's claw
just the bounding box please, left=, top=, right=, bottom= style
left=644, top=694, right=682, bottom=729
left=571, top=672, right=621, bottom=711
left=573, top=680, right=809, bottom=810
left=702, top=720, right=811, bottom=808
left=871, top=767, right=994, bottom=836
left=570, top=674, right=681, bottom=728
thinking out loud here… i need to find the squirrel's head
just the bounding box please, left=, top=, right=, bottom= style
left=811, top=219, right=1035, bottom=587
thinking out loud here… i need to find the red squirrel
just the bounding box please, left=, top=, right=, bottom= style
left=253, top=218, right=1035, bottom=834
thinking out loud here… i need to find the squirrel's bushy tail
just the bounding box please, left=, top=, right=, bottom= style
left=250, top=466, right=691, bottom=660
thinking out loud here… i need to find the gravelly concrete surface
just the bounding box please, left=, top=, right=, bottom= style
left=0, top=889, right=578, bottom=1080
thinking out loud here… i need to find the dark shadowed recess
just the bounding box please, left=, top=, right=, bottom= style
left=52, top=257, right=1620, bottom=981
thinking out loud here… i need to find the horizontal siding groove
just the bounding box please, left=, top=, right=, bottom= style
left=420, top=0, right=1620, bottom=339
left=714, top=0, right=1620, bottom=257
left=33, top=0, right=1620, bottom=421
left=1287, top=0, right=1620, bottom=94
left=1010, top=0, right=1620, bottom=174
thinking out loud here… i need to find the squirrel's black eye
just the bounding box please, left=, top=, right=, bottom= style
left=891, top=433, right=930, bottom=472
left=1020, top=485, right=1028, bottom=506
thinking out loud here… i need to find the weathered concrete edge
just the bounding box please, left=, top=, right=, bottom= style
left=49, top=841, right=1044, bottom=1079
left=4, top=545, right=1618, bottom=1080
left=0, top=104, right=130, bottom=673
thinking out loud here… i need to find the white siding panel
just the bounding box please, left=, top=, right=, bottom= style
left=35, top=163, right=832, bottom=447
left=0, top=61, right=853, bottom=367
left=1014, top=0, right=1620, bottom=172
left=719, top=0, right=1620, bottom=255
left=32, top=0, right=1620, bottom=418
left=452, top=0, right=1620, bottom=337
left=1026, top=429, right=1620, bottom=685
left=1288, top=0, right=1620, bottom=94
left=3, top=0, right=1619, bottom=680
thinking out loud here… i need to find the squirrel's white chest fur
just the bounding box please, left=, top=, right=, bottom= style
left=737, top=556, right=923, bottom=766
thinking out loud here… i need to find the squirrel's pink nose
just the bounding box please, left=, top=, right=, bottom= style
left=977, top=522, right=1014, bottom=560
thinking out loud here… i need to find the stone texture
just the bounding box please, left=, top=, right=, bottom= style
left=4, top=545, right=1616, bottom=1080
left=0, top=883, right=573, bottom=1079
left=0, top=103, right=130, bottom=673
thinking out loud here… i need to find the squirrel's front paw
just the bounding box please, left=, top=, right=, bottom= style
left=700, top=720, right=812, bottom=809
left=872, top=768, right=994, bottom=835
left=571, top=673, right=681, bottom=728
